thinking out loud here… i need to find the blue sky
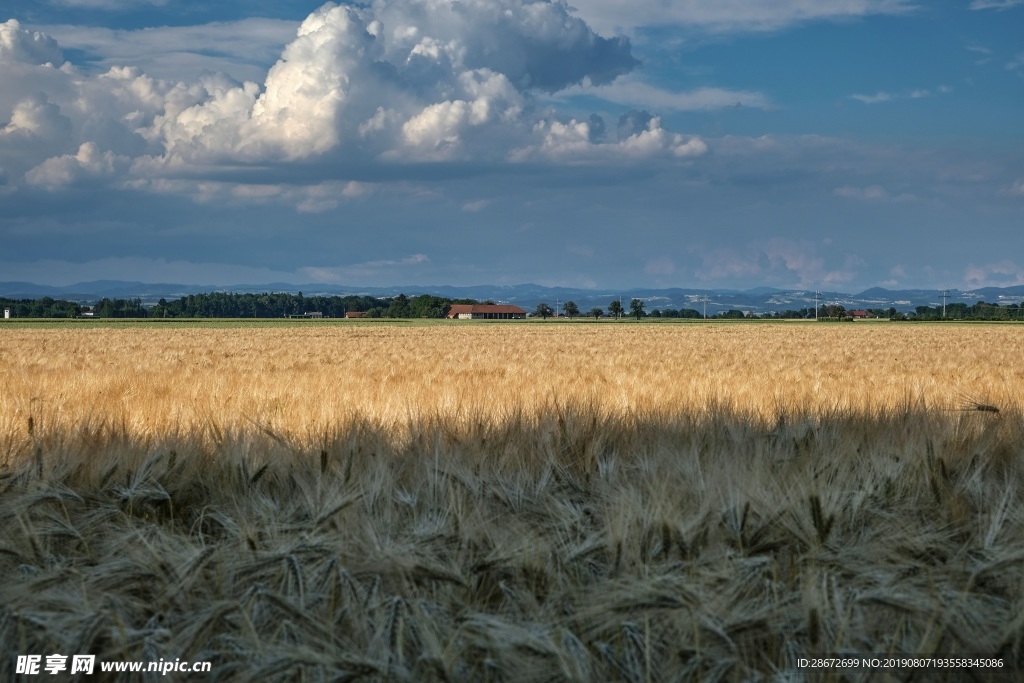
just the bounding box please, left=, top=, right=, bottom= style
left=1, top=0, right=1021, bottom=291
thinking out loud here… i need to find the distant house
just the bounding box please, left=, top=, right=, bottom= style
left=850, top=310, right=871, bottom=319
left=287, top=311, right=323, bottom=319
left=3, top=307, right=10, bottom=319
left=446, top=304, right=527, bottom=320
left=345, top=311, right=367, bottom=319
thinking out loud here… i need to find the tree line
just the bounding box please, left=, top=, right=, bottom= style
left=533, top=298, right=761, bottom=320
left=0, top=292, right=479, bottom=319
left=146, top=292, right=469, bottom=319
left=1, top=296, right=86, bottom=319
left=907, top=301, right=1022, bottom=321
left=530, top=299, right=1024, bottom=321
left=3, top=293, right=1021, bottom=320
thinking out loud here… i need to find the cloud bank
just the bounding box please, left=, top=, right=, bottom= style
left=1, top=1, right=710, bottom=207
left=968, top=1, right=1024, bottom=11
left=565, top=0, right=916, bottom=36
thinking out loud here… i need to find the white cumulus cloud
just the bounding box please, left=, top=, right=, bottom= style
left=0, top=93, right=72, bottom=139
left=0, top=19, right=62, bottom=65
left=368, top=0, right=635, bottom=91
left=144, top=1, right=638, bottom=165
left=515, top=113, right=706, bottom=162
left=0, top=1, right=715, bottom=207
left=26, top=142, right=130, bottom=188
left=394, top=69, right=525, bottom=161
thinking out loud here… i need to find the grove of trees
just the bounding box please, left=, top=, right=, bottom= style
left=2, top=292, right=482, bottom=319
left=0, top=296, right=83, bottom=318
left=908, top=301, right=1021, bottom=321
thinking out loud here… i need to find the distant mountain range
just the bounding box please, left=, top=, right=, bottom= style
left=2, top=280, right=1024, bottom=314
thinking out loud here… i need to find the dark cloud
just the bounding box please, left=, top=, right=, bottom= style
left=616, top=109, right=653, bottom=140
left=369, top=0, right=636, bottom=93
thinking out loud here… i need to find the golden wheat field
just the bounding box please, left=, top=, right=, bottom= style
left=2, top=321, right=1023, bottom=681
left=2, top=322, right=1022, bottom=438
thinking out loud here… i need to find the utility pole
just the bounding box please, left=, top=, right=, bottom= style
left=941, top=289, right=948, bottom=319
left=702, top=295, right=708, bottom=320
left=814, top=291, right=820, bottom=321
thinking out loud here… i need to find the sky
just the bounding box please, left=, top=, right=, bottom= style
left=0, top=0, right=1021, bottom=292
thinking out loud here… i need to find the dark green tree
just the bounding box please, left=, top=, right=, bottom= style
left=562, top=301, right=579, bottom=319
left=409, top=295, right=448, bottom=318
left=589, top=307, right=604, bottom=320
left=533, top=303, right=554, bottom=319
left=629, top=298, right=645, bottom=320
left=914, top=305, right=937, bottom=320
left=95, top=298, right=116, bottom=318
left=946, top=303, right=968, bottom=319
left=608, top=300, right=624, bottom=319
left=386, top=293, right=411, bottom=318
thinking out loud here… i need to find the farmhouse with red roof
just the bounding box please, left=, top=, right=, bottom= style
left=446, top=304, right=527, bottom=320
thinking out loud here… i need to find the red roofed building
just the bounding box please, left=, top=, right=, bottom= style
left=446, top=304, right=527, bottom=320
